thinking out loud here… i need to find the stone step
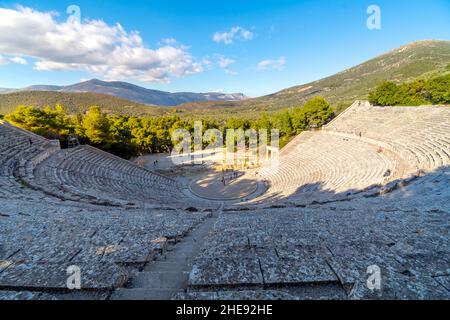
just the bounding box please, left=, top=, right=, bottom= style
left=132, top=271, right=190, bottom=289
left=146, top=261, right=191, bottom=273
left=167, top=247, right=197, bottom=257
left=152, top=254, right=192, bottom=266
left=111, top=288, right=184, bottom=300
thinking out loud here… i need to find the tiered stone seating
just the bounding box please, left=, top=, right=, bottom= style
left=1, top=120, right=194, bottom=208
left=324, top=104, right=450, bottom=172
left=1, top=102, right=449, bottom=300
left=253, top=131, right=400, bottom=205
left=0, top=121, right=60, bottom=201
left=0, top=197, right=208, bottom=297
left=251, top=103, right=450, bottom=205
left=185, top=167, right=450, bottom=299
left=0, top=120, right=210, bottom=298
left=31, top=144, right=190, bottom=207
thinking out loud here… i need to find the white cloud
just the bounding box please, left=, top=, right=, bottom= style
left=10, top=56, right=28, bottom=65
left=257, top=56, right=286, bottom=71
left=0, top=6, right=204, bottom=83
left=213, top=26, right=254, bottom=44
left=216, top=55, right=238, bottom=76
left=218, top=56, right=235, bottom=69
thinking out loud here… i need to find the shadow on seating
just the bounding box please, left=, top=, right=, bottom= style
left=245, top=165, right=450, bottom=208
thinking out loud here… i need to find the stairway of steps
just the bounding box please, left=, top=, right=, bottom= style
left=111, top=207, right=221, bottom=300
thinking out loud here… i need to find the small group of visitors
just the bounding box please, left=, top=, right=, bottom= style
left=220, top=168, right=240, bottom=186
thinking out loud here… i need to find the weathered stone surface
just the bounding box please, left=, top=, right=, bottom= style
left=0, top=198, right=207, bottom=294
left=349, top=271, right=450, bottom=300
left=0, top=262, right=68, bottom=289
left=325, top=243, right=402, bottom=288
left=189, top=258, right=263, bottom=287
left=187, top=185, right=450, bottom=299
left=0, top=290, right=58, bottom=300
left=176, top=290, right=300, bottom=300
left=1, top=107, right=450, bottom=300
left=434, top=276, right=450, bottom=291
left=260, top=246, right=337, bottom=285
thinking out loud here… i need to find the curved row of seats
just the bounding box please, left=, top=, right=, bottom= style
left=187, top=168, right=450, bottom=299
left=0, top=194, right=208, bottom=295
left=0, top=121, right=60, bottom=200
left=30, top=145, right=187, bottom=206
left=1, top=120, right=206, bottom=208
left=253, top=132, right=399, bottom=204
left=251, top=104, right=450, bottom=205
left=324, top=104, right=450, bottom=172
left=0, top=120, right=210, bottom=298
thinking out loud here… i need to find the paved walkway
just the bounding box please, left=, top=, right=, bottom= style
left=110, top=208, right=221, bottom=300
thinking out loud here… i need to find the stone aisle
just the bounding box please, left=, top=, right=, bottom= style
left=111, top=207, right=221, bottom=300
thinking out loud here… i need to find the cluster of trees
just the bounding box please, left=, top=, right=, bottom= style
left=4, top=97, right=334, bottom=159
left=368, top=74, right=450, bottom=106
left=5, top=105, right=184, bottom=158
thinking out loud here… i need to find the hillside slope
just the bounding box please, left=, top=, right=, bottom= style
left=259, top=40, right=450, bottom=108
left=178, top=40, right=450, bottom=114
left=0, top=91, right=167, bottom=116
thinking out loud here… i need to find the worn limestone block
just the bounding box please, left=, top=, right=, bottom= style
left=216, top=290, right=300, bottom=300
left=393, top=252, right=450, bottom=278
left=173, top=291, right=219, bottom=300
left=68, top=257, right=130, bottom=290
left=0, top=290, right=58, bottom=300
left=111, top=242, right=157, bottom=265
left=433, top=275, right=450, bottom=291
left=349, top=270, right=450, bottom=300
left=189, top=258, right=263, bottom=288
left=199, top=244, right=258, bottom=260
left=0, top=262, right=68, bottom=289
left=325, top=242, right=402, bottom=290
left=259, top=251, right=337, bottom=285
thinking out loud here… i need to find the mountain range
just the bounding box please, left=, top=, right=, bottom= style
left=0, top=40, right=449, bottom=118
left=0, top=79, right=247, bottom=106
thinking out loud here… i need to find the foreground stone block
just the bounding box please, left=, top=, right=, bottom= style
left=189, top=258, right=264, bottom=288
left=259, top=253, right=338, bottom=285
left=349, top=269, right=450, bottom=300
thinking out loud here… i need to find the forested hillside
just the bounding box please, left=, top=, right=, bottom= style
left=0, top=91, right=167, bottom=117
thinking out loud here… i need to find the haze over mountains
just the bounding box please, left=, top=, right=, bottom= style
left=0, top=79, right=247, bottom=106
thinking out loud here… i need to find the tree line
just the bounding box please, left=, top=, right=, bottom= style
left=369, top=74, right=450, bottom=106
left=4, top=97, right=334, bottom=159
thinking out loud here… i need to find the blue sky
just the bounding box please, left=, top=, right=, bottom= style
left=0, top=0, right=449, bottom=97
